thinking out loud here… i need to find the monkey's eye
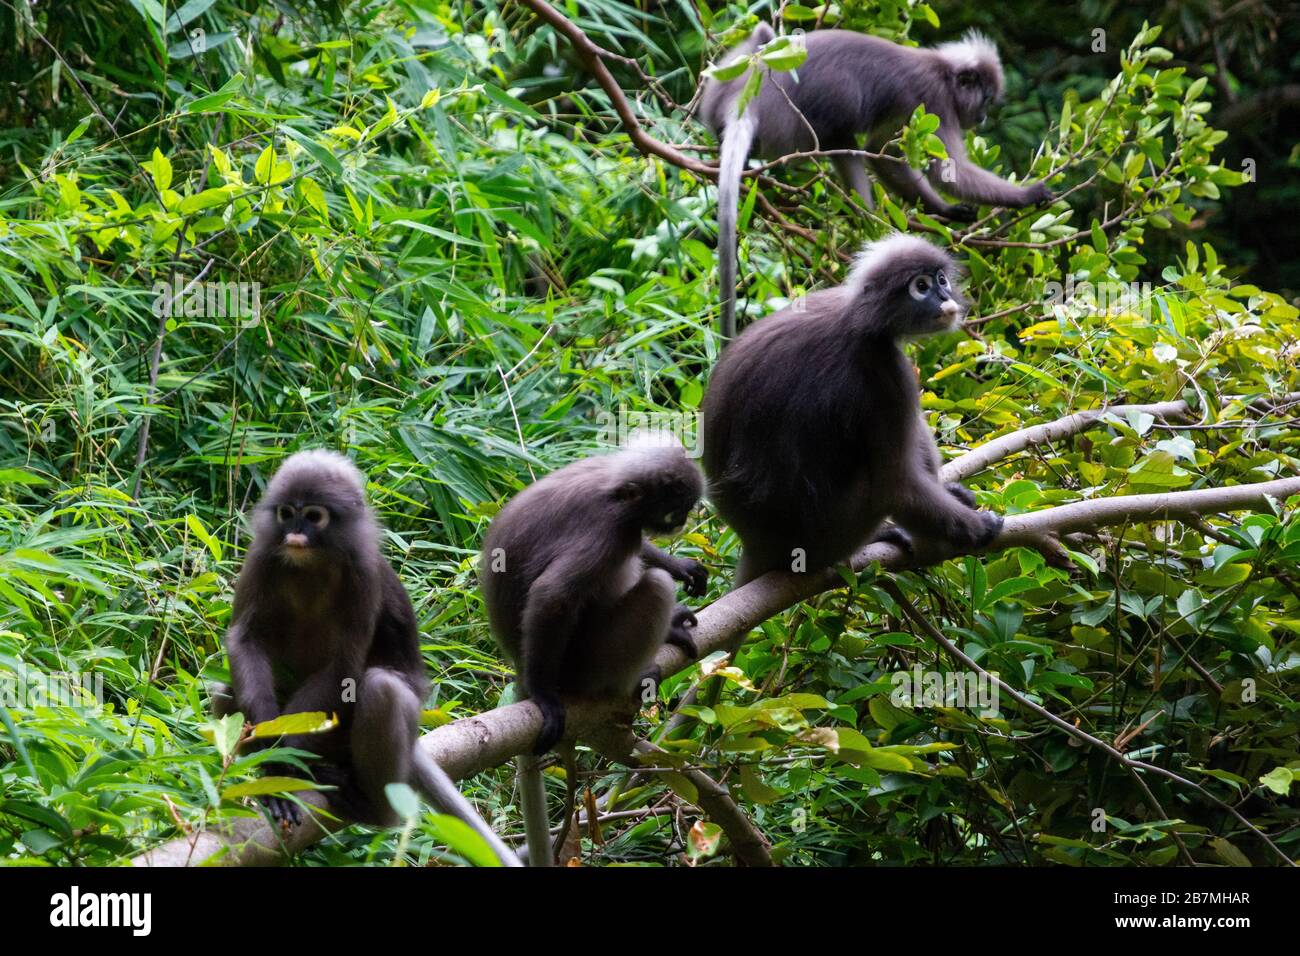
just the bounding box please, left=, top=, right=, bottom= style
left=275, top=505, right=295, bottom=524
left=908, top=275, right=933, bottom=300
left=302, top=506, right=329, bottom=528
left=936, top=272, right=950, bottom=290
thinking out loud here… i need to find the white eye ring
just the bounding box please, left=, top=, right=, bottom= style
left=908, top=275, right=932, bottom=301
left=937, top=272, right=950, bottom=290
left=302, top=506, right=329, bottom=528
left=275, top=505, right=295, bottom=523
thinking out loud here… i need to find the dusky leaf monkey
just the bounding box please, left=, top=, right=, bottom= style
left=479, top=434, right=707, bottom=864
left=701, top=25, right=1055, bottom=337
left=701, top=234, right=1003, bottom=586
left=217, top=449, right=521, bottom=866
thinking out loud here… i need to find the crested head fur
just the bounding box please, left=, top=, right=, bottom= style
left=842, top=234, right=967, bottom=337
left=934, top=29, right=1004, bottom=129
left=846, top=234, right=960, bottom=296
left=266, top=449, right=369, bottom=507
left=936, top=30, right=1002, bottom=79
left=613, top=430, right=700, bottom=491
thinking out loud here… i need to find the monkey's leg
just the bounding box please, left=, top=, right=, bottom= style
left=894, top=478, right=1003, bottom=555
left=577, top=568, right=677, bottom=699
left=732, top=532, right=797, bottom=586
left=209, top=681, right=236, bottom=717
left=868, top=150, right=971, bottom=220
left=260, top=668, right=350, bottom=826
left=831, top=155, right=877, bottom=211
left=349, top=666, right=420, bottom=826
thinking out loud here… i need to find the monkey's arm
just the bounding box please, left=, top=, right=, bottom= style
left=928, top=125, right=1052, bottom=209
left=519, top=562, right=587, bottom=753
left=226, top=622, right=280, bottom=726
left=831, top=155, right=877, bottom=211
left=866, top=139, right=972, bottom=220
left=640, top=541, right=708, bottom=597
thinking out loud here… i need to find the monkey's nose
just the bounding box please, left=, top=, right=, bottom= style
left=940, top=299, right=961, bottom=318
left=284, top=532, right=309, bottom=548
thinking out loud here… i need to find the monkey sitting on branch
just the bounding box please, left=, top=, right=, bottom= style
left=702, top=234, right=1003, bottom=585
left=216, top=449, right=520, bottom=866
left=479, top=434, right=708, bottom=864
left=700, top=24, right=1055, bottom=337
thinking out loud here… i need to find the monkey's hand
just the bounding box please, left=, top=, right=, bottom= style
left=532, top=693, right=566, bottom=755
left=667, top=605, right=699, bottom=658
left=673, top=558, right=709, bottom=597
left=1027, top=182, right=1055, bottom=205
left=944, top=482, right=977, bottom=509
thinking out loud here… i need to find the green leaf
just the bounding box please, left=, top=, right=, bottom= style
left=248, top=711, right=338, bottom=738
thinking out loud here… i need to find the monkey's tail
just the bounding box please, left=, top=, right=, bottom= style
left=516, top=754, right=554, bottom=867
left=411, top=747, right=524, bottom=867
left=717, top=109, right=756, bottom=340
left=551, top=745, right=580, bottom=861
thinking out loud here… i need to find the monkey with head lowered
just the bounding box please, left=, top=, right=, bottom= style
left=479, top=436, right=707, bottom=864
left=217, top=449, right=521, bottom=866
left=701, top=234, right=1003, bottom=586
left=701, top=25, right=1054, bottom=337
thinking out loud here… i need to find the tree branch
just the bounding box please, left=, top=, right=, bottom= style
left=132, top=400, right=1300, bottom=865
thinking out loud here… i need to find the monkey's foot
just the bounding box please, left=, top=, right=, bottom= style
left=872, top=524, right=913, bottom=552
left=969, top=511, right=1004, bottom=549
left=942, top=203, right=978, bottom=223
left=667, top=605, right=699, bottom=658
left=260, top=795, right=302, bottom=829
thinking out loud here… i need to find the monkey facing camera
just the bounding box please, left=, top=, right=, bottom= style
left=218, top=449, right=520, bottom=865
left=702, top=25, right=1055, bottom=337
left=701, top=234, right=1004, bottom=585
left=479, top=434, right=708, bottom=756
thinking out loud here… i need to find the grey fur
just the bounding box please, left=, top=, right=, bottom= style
left=479, top=437, right=707, bottom=865
left=701, top=26, right=1052, bottom=336
left=701, top=235, right=1003, bottom=585
left=221, top=450, right=520, bottom=865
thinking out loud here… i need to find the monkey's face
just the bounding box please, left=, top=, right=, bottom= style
left=270, top=501, right=334, bottom=563
left=619, top=473, right=702, bottom=535
left=955, top=69, right=999, bottom=127
left=899, top=268, right=966, bottom=334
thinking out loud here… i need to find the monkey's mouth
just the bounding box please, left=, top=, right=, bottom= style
left=279, top=535, right=315, bottom=562
left=939, top=300, right=965, bottom=329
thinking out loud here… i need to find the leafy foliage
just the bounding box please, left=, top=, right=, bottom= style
left=0, top=0, right=1296, bottom=866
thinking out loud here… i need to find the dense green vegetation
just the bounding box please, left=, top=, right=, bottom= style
left=0, top=0, right=1296, bottom=866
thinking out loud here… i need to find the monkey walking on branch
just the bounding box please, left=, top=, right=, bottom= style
left=701, top=25, right=1055, bottom=336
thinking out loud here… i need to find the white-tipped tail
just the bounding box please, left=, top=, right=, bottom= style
left=717, top=110, right=756, bottom=339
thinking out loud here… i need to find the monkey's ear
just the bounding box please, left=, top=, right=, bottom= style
left=613, top=480, right=643, bottom=504
left=956, top=69, right=979, bottom=87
